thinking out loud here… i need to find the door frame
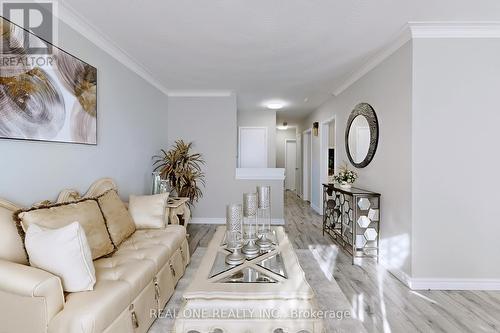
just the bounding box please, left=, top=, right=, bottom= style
left=302, top=129, right=312, bottom=201
left=238, top=126, right=268, bottom=168
left=319, top=116, right=336, bottom=213
left=284, top=138, right=297, bottom=191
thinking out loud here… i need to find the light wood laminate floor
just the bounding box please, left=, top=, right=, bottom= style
left=187, top=191, right=500, bottom=333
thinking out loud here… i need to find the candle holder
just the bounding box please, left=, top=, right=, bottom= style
left=225, top=204, right=245, bottom=265
left=256, top=186, right=273, bottom=250
left=151, top=171, right=161, bottom=194
left=242, top=192, right=259, bottom=257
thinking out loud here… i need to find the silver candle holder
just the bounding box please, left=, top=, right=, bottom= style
left=225, top=204, right=245, bottom=265
left=256, top=186, right=273, bottom=250
left=241, top=192, right=260, bottom=257
left=151, top=171, right=161, bottom=194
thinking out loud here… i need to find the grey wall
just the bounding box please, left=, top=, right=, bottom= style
left=237, top=109, right=276, bottom=167
left=412, top=38, right=500, bottom=280
left=167, top=95, right=284, bottom=220
left=0, top=20, right=168, bottom=205
left=275, top=128, right=297, bottom=168
left=300, top=42, right=413, bottom=276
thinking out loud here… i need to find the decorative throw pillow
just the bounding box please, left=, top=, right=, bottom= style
left=128, top=193, right=169, bottom=229
left=25, top=222, right=96, bottom=292
left=97, top=190, right=136, bottom=247
left=17, top=199, right=115, bottom=260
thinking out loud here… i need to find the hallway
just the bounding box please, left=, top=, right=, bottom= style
left=282, top=190, right=500, bottom=333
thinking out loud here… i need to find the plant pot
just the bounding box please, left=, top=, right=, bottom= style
left=340, top=182, right=352, bottom=190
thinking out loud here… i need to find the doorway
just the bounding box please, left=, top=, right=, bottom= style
left=318, top=117, right=336, bottom=213
left=285, top=139, right=297, bottom=191
left=302, top=129, right=312, bottom=201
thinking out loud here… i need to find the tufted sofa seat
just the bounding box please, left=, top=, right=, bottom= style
left=0, top=179, right=190, bottom=333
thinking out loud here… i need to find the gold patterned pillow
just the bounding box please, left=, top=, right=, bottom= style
left=15, top=199, right=115, bottom=260
left=96, top=190, right=135, bottom=247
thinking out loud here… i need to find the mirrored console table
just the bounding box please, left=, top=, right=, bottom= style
left=322, top=183, right=381, bottom=264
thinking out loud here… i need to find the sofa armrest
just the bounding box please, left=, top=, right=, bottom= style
left=0, top=259, right=64, bottom=333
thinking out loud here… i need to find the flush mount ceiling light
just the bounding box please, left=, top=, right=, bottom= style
left=266, top=102, right=284, bottom=110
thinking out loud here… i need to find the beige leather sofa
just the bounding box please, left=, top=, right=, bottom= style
left=0, top=178, right=190, bottom=333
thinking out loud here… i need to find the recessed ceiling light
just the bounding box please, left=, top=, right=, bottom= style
left=304, top=97, right=309, bottom=102
left=266, top=102, right=284, bottom=110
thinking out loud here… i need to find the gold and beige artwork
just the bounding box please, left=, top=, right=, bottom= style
left=0, top=17, right=97, bottom=144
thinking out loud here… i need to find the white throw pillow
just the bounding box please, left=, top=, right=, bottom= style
left=128, top=193, right=169, bottom=229
left=25, top=222, right=96, bottom=292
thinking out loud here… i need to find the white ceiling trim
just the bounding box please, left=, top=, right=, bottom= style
left=332, top=21, right=500, bottom=96
left=409, top=21, right=500, bottom=38
left=332, top=24, right=411, bottom=96
left=57, top=2, right=169, bottom=95
left=166, top=90, right=235, bottom=97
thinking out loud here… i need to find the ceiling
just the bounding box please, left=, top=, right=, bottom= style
left=63, top=0, right=500, bottom=118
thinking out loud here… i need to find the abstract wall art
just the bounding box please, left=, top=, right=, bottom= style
left=0, top=17, right=97, bottom=144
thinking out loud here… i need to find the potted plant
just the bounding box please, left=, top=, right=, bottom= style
left=153, top=140, right=206, bottom=204
left=333, top=164, right=358, bottom=190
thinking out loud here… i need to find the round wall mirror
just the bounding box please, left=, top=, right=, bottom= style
left=345, top=103, right=379, bottom=168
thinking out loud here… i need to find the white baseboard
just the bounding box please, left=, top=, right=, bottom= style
left=408, top=278, right=500, bottom=291
left=380, top=260, right=500, bottom=290
left=190, top=218, right=226, bottom=224
left=379, top=260, right=412, bottom=288
left=190, top=217, right=285, bottom=225
left=311, top=203, right=322, bottom=215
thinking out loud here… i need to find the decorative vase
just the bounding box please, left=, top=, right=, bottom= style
left=225, top=204, right=245, bottom=265
left=340, top=182, right=352, bottom=190
left=151, top=171, right=161, bottom=195
left=256, top=186, right=273, bottom=250
left=159, top=180, right=169, bottom=194
left=242, top=192, right=260, bottom=257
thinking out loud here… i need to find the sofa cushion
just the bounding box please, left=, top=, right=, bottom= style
left=25, top=222, right=96, bottom=292
left=128, top=193, right=169, bottom=229
left=0, top=200, right=27, bottom=264
left=16, top=199, right=115, bottom=260
left=93, top=255, right=155, bottom=297
left=49, top=257, right=156, bottom=333
left=115, top=225, right=186, bottom=271
left=48, top=279, right=130, bottom=333
left=96, top=190, right=136, bottom=247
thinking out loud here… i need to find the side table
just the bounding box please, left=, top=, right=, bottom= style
left=166, top=197, right=191, bottom=227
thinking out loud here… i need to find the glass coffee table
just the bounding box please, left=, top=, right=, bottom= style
left=208, top=230, right=287, bottom=283
left=175, top=226, right=324, bottom=333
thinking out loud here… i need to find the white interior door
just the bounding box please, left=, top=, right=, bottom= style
left=238, top=127, right=268, bottom=168
left=285, top=140, right=297, bottom=191
left=302, top=131, right=311, bottom=201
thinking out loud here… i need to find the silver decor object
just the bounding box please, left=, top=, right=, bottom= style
left=242, top=193, right=260, bottom=257
left=225, top=204, right=245, bottom=265
left=256, top=186, right=273, bottom=250
left=151, top=171, right=161, bottom=194
left=159, top=180, right=169, bottom=194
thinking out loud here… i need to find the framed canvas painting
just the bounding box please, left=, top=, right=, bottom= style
left=0, top=16, right=97, bottom=144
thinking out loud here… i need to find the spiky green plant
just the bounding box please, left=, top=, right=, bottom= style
left=153, top=140, right=205, bottom=204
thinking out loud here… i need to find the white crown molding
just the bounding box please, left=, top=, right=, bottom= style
left=166, top=90, right=235, bottom=97
left=332, top=21, right=500, bottom=96
left=57, top=2, right=169, bottom=95
left=332, top=25, right=411, bottom=96
left=409, top=21, right=500, bottom=39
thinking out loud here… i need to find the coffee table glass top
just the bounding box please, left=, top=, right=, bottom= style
left=209, top=230, right=287, bottom=283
